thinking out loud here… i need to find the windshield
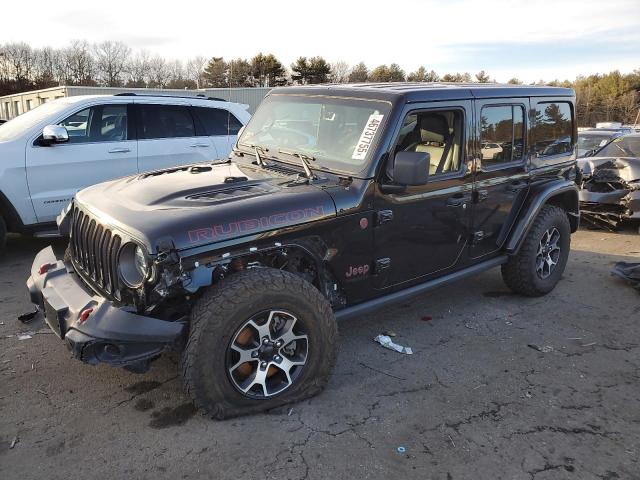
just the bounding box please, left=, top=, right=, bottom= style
left=578, top=133, right=613, bottom=151
left=237, top=94, right=391, bottom=174
left=595, top=136, right=640, bottom=157
left=0, top=101, right=70, bottom=142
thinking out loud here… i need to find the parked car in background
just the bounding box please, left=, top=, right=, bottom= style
left=578, top=133, right=640, bottom=230
left=0, top=94, right=250, bottom=248
left=594, top=122, right=635, bottom=133
left=577, top=129, right=622, bottom=157
left=480, top=141, right=503, bottom=160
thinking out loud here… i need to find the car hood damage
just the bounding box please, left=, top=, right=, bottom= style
left=72, top=161, right=337, bottom=252
left=577, top=156, right=640, bottom=229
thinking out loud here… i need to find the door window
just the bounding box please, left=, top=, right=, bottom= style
left=393, top=109, right=463, bottom=176
left=480, top=105, right=525, bottom=165
left=59, top=104, right=128, bottom=144
left=138, top=104, right=195, bottom=139
left=532, top=102, right=573, bottom=157
left=192, top=106, right=243, bottom=136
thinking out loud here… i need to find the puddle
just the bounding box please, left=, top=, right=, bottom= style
left=149, top=403, right=197, bottom=429
left=124, top=381, right=161, bottom=395
left=134, top=398, right=155, bottom=412
left=482, top=291, right=514, bottom=298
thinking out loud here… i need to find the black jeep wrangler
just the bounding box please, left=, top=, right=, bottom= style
left=27, top=84, right=579, bottom=418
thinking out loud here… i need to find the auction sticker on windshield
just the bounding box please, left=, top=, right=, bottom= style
left=352, top=114, right=384, bottom=160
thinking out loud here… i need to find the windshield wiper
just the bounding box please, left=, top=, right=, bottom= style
left=236, top=143, right=269, bottom=167
left=278, top=149, right=317, bottom=179
left=252, top=145, right=269, bottom=167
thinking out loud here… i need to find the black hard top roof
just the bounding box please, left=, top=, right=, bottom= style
left=272, top=82, right=575, bottom=103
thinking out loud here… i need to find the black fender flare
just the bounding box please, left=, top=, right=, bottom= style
left=504, top=179, right=579, bottom=255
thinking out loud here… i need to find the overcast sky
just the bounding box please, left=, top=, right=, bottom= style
left=3, top=0, right=638, bottom=82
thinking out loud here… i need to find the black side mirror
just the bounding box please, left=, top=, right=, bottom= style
left=390, top=151, right=430, bottom=186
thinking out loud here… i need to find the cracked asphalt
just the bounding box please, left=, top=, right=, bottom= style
left=1, top=228, right=639, bottom=480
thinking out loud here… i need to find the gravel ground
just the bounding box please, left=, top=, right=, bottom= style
left=0, top=229, right=639, bottom=480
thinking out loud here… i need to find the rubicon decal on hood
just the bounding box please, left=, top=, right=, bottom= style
left=188, top=206, right=326, bottom=243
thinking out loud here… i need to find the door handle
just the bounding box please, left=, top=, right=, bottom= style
left=506, top=181, right=527, bottom=193
left=108, top=147, right=131, bottom=153
left=190, top=143, right=210, bottom=148
left=446, top=194, right=471, bottom=208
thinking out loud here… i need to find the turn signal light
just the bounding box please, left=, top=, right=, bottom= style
left=79, top=308, right=94, bottom=324
left=38, top=263, right=54, bottom=275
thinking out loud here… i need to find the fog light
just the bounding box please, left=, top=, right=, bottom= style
left=79, top=308, right=94, bottom=323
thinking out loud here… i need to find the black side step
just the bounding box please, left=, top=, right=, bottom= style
left=334, top=255, right=508, bottom=321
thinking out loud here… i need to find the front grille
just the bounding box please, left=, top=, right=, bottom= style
left=70, top=206, right=122, bottom=296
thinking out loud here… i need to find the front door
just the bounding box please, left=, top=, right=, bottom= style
left=26, top=102, right=137, bottom=223
left=470, top=99, right=530, bottom=259
left=136, top=103, right=219, bottom=172
left=373, top=101, right=474, bottom=288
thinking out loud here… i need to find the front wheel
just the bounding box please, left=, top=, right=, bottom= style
left=181, top=268, right=338, bottom=419
left=501, top=205, right=571, bottom=296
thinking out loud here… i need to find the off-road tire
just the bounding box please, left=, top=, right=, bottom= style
left=501, top=205, right=571, bottom=297
left=0, top=215, right=7, bottom=252
left=181, top=268, right=338, bottom=419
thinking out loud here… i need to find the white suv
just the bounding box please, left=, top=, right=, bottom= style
left=0, top=94, right=251, bottom=247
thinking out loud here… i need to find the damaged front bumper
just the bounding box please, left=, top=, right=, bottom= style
left=26, top=246, right=185, bottom=371
left=578, top=156, right=640, bottom=229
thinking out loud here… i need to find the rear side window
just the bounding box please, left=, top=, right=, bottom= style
left=192, top=107, right=243, bottom=136
left=480, top=105, right=525, bottom=165
left=532, top=102, right=573, bottom=157
left=138, top=104, right=195, bottom=139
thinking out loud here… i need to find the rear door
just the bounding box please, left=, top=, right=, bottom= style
left=135, top=102, right=218, bottom=172
left=469, top=99, right=530, bottom=259
left=26, top=102, right=137, bottom=223
left=191, top=106, right=244, bottom=158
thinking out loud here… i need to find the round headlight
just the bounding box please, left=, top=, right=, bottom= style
left=119, top=243, right=150, bottom=288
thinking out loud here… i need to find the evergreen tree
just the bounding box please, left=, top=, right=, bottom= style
left=348, top=62, right=369, bottom=82
left=203, top=56, right=227, bottom=88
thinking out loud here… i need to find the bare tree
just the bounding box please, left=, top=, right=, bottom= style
left=329, top=61, right=350, bottom=83
left=186, top=56, right=208, bottom=88
left=64, top=40, right=96, bottom=85
left=32, top=47, right=57, bottom=88
left=126, top=51, right=151, bottom=87
left=148, top=56, right=170, bottom=88
left=3, top=42, right=35, bottom=85
left=94, top=41, right=130, bottom=86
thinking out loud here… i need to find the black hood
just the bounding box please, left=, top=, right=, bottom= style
left=74, top=162, right=337, bottom=252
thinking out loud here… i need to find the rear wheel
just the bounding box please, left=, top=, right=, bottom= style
left=181, top=268, right=338, bottom=419
left=501, top=205, right=571, bottom=296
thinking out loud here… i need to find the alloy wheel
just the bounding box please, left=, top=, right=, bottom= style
left=226, top=310, right=308, bottom=398
left=536, top=227, right=561, bottom=279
